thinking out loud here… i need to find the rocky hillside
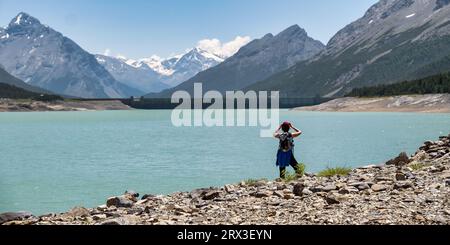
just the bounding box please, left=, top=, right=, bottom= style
left=249, top=0, right=450, bottom=98
left=0, top=66, right=50, bottom=94
left=2, top=135, right=449, bottom=225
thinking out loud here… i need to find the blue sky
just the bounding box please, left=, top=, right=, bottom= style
left=0, top=0, right=377, bottom=59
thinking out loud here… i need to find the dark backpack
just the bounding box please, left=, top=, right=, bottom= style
left=279, top=132, right=294, bottom=151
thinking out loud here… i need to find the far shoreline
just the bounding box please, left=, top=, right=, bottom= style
left=294, top=94, right=450, bottom=113
left=0, top=99, right=132, bottom=112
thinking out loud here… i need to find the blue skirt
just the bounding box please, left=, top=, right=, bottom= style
left=276, top=149, right=294, bottom=168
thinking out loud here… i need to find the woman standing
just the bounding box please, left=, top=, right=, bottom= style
left=274, top=122, right=303, bottom=179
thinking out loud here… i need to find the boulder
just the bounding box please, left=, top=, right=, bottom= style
left=106, top=195, right=135, bottom=208
left=202, top=191, right=221, bottom=200
left=0, top=211, right=33, bottom=224
left=293, top=183, right=305, bottom=196
left=338, top=187, right=359, bottom=194
left=322, top=184, right=337, bottom=192
left=141, top=194, right=156, bottom=200
left=272, top=191, right=284, bottom=198
left=224, top=185, right=236, bottom=193
left=302, top=188, right=313, bottom=196
left=65, top=207, right=90, bottom=218
left=395, top=172, right=407, bottom=181
left=351, top=183, right=370, bottom=191
left=371, top=184, right=388, bottom=192
left=394, top=181, right=414, bottom=190
left=125, top=190, right=139, bottom=198
left=386, top=152, right=411, bottom=166
left=325, top=193, right=342, bottom=205
left=252, top=191, right=271, bottom=198
left=100, top=215, right=140, bottom=225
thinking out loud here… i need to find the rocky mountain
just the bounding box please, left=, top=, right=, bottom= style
left=95, top=55, right=170, bottom=93
left=147, top=25, right=325, bottom=97
left=249, top=0, right=450, bottom=98
left=162, top=47, right=225, bottom=87
left=0, top=13, right=141, bottom=98
left=0, top=66, right=51, bottom=94
left=96, top=47, right=224, bottom=93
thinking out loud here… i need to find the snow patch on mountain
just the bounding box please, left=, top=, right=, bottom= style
left=97, top=36, right=250, bottom=91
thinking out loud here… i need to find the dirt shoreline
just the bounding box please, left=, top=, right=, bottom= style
left=0, top=99, right=131, bottom=112
left=295, top=94, right=450, bottom=113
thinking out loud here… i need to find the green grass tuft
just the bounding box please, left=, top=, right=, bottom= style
left=409, top=162, right=427, bottom=171
left=317, top=167, right=352, bottom=177
left=283, top=163, right=307, bottom=182
left=244, top=178, right=267, bottom=186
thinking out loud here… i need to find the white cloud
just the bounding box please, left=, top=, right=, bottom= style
left=103, top=49, right=112, bottom=56
left=196, top=36, right=251, bottom=58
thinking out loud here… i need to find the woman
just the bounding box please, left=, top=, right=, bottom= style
left=274, top=121, right=303, bottom=179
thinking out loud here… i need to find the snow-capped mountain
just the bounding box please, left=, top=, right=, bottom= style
left=0, top=13, right=141, bottom=98
left=250, top=0, right=450, bottom=98
left=161, top=47, right=225, bottom=87
left=96, top=47, right=228, bottom=93
left=95, top=55, right=170, bottom=93
left=149, top=24, right=326, bottom=97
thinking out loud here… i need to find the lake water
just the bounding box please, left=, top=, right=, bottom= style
left=1, top=110, right=449, bottom=215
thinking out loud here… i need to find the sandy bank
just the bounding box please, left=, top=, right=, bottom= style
left=295, top=94, right=450, bottom=113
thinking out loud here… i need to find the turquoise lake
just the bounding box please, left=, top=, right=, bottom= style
left=1, top=110, right=449, bottom=215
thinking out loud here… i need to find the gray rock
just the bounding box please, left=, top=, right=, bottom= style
left=0, top=211, right=33, bottom=224
left=355, top=183, right=370, bottom=191
left=338, top=187, right=359, bottom=194
left=224, top=185, right=236, bottom=193
left=273, top=191, right=284, bottom=198
left=106, top=196, right=135, bottom=208
left=141, top=194, right=156, bottom=200
left=92, top=214, right=107, bottom=221
left=394, top=181, right=414, bottom=190
left=325, top=193, right=341, bottom=205
left=322, top=184, right=337, bottom=192
left=302, top=188, right=313, bottom=196
left=371, top=184, right=388, bottom=192
left=395, top=172, right=407, bottom=181
left=386, top=152, right=411, bottom=166
left=65, top=207, right=90, bottom=217
left=100, top=218, right=131, bottom=225
left=293, top=183, right=305, bottom=196
left=125, top=190, right=139, bottom=198
left=202, top=191, right=221, bottom=200
left=253, top=191, right=271, bottom=198
left=310, top=186, right=324, bottom=193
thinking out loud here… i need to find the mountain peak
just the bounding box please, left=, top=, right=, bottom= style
left=278, top=24, right=306, bottom=37
left=9, top=12, right=41, bottom=27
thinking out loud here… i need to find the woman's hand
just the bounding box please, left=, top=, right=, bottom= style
left=290, top=124, right=302, bottom=138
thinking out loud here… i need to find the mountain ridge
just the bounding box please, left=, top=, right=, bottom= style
left=96, top=44, right=245, bottom=93
left=147, top=24, right=325, bottom=98
left=248, top=0, right=450, bottom=98
left=0, top=12, right=141, bottom=98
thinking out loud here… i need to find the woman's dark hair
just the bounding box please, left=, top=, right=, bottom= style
left=281, top=122, right=291, bottom=132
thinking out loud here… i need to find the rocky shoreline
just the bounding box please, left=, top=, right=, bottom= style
left=0, top=99, right=131, bottom=112
left=1, top=135, right=450, bottom=225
